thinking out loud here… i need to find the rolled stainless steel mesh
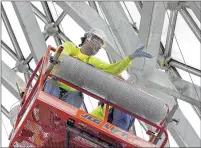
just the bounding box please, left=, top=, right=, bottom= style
left=53, top=55, right=167, bottom=122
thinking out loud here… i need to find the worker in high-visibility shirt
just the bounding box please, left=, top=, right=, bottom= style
left=90, top=76, right=135, bottom=132
left=91, top=103, right=135, bottom=132
left=43, top=28, right=153, bottom=109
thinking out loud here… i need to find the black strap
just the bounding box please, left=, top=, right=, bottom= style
left=98, top=103, right=114, bottom=123
left=107, top=108, right=114, bottom=123
left=98, top=102, right=104, bottom=107
left=59, top=87, right=68, bottom=98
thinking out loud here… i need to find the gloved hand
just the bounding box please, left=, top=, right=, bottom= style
left=128, top=46, right=153, bottom=60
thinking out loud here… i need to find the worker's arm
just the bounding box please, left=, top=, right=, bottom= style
left=88, top=46, right=153, bottom=75
left=55, top=41, right=79, bottom=56
left=88, top=56, right=132, bottom=75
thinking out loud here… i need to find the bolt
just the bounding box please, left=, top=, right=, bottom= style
left=172, top=118, right=180, bottom=125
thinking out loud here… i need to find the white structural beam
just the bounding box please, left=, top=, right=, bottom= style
left=1, top=40, right=18, bottom=61
left=187, top=2, right=201, bottom=23
left=56, top=1, right=123, bottom=60
left=97, top=1, right=189, bottom=104
left=141, top=73, right=201, bottom=147
left=170, top=70, right=201, bottom=119
left=132, top=0, right=201, bottom=107
left=169, top=59, right=201, bottom=77
left=168, top=108, right=201, bottom=147
left=170, top=76, right=201, bottom=119
left=97, top=2, right=166, bottom=79
left=135, top=2, right=166, bottom=77
left=180, top=7, right=201, bottom=42
left=88, top=1, right=99, bottom=13
left=96, top=2, right=200, bottom=147
left=137, top=3, right=200, bottom=146
left=134, top=1, right=142, bottom=14
left=2, top=61, right=26, bottom=100
left=142, top=78, right=201, bottom=108
left=30, top=3, right=47, bottom=24
left=164, top=10, right=178, bottom=57
left=98, top=2, right=139, bottom=56
left=133, top=1, right=166, bottom=56
left=1, top=105, right=9, bottom=119
left=57, top=31, right=71, bottom=42
left=54, top=11, right=67, bottom=26
left=1, top=4, right=24, bottom=61
left=140, top=76, right=201, bottom=147
left=12, top=2, right=47, bottom=63
left=170, top=77, right=201, bottom=102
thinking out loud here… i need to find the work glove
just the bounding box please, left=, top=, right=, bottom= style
left=128, top=46, right=153, bottom=60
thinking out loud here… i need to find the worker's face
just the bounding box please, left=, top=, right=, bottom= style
left=80, top=35, right=104, bottom=56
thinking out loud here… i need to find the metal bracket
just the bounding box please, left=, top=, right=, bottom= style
left=49, top=56, right=60, bottom=65
left=152, top=103, right=179, bottom=145
left=46, top=46, right=63, bottom=73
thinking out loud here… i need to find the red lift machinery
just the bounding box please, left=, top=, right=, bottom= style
left=9, top=46, right=169, bottom=147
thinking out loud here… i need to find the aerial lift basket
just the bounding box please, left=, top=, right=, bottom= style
left=9, top=46, right=168, bottom=148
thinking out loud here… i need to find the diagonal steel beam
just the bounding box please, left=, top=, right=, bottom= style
left=134, top=1, right=143, bottom=14
left=129, top=2, right=201, bottom=108
left=169, top=77, right=201, bottom=102
left=187, top=1, right=201, bottom=23
left=170, top=67, right=201, bottom=119
left=24, top=72, right=31, bottom=83
left=1, top=105, right=9, bottom=119
left=12, top=2, right=47, bottom=63
left=168, top=107, right=201, bottom=147
left=2, top=61, right=26, bottom=100
left=164, top=10, right=178, bottom=57
left=57, top=31, right=71, bottom=42
left=169, top=59, right=201, bottom=77
left=180, top=7, right=201, bottom=42
left=98, top=2, right=138, bottom=56
left=139, top=72, right=201, bottom=147
left=30, top=3, right=47, bottom=24
left=1, top=4, right=24, bottom=61
left=134, top=2, right=166, bottom=78
left=88, top=1, right=99, bottom=13
left=132, top=1, right=167, bottom=57
left=142, top=78, right=201, bottom=108
left=54, top=11, right=67, bottom=26
left=24, top=53, right=33, bottom=64
left=98, top=2, right=165, bottom=80
left=1, top=40, right=18, bottom=61
left=41, top=1, right=54, bottom=23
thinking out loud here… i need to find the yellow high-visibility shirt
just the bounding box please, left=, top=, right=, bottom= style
left=90, top=105, right=104, bottom=120
left=54, top=41, right=132, bottom=91
left=90, top=105, right=112, bottom=120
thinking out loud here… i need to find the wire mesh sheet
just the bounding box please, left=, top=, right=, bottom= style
left=53, top=55, right=167, bottom=122
left=12, top=103, right=106, bottom=147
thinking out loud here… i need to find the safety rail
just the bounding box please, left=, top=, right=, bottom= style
left=11, top=45, right=169, bottom=147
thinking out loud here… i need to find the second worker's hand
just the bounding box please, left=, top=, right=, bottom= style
left=128, top=46, right=153, bottom=60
